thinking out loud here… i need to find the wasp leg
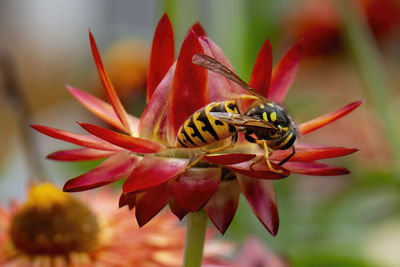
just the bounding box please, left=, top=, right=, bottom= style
left=174, top=135, right=237, bottom=179
left=231, top=95, right=260, bottom=101
left=278, top=146, right=296, bottom=166
left=252, top=140, right=282, bottom=174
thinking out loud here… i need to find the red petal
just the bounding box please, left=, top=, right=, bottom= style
left=299, top=100, right=364, bottom=135
left=47, top=148, right=116, bottom=161
left=119, top=192, right=136, bottom=210
left=156, top=107, right=172, bottom=145
left=204, top=153, right=257, bottom=165
left=67, top=86, right=139, bottom=134
left=249, top=38, right=273, bottom=98
left=31, top=125, right=121, bottom=151
left=139, top=62, right=176, bottom=141
left=170, top=167, right=221, bottom=212
left=89, top=31, right=134, bottom=135
left=268, top=40, right=304, bottom=104
left=198, top=36, right=245, bottom=103
left=169, top=30, right=208, bottom=138
left=169, top=199, right=189, bottom=220
left=191, top=22, right=206, bottom=37
left=147, top=14, right=175, bottom=101
left=63, top=152, right=138, bottom=192
left=135, top=182, right=170, bottom=227
left=270, top=144, right=358, bottom=162
left=284, top=161, right=350, bottom=176
left=226, top=160, right=290, bottom=179
left=122, top=156, right=188, bottom=194
left=79, top=122, right=165, bottom=153
left=204, top=180, right=240, bottom=234
left=237, top=175, right=279, bottom=236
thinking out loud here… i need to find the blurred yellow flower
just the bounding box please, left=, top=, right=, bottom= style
left=0, top=183, right=232, bottom=266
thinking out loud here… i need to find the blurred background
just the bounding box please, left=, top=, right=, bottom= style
left=0, top=0, right=400, bottom=266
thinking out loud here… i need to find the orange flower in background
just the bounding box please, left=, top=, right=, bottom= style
left=97, top=38, right=150, bottom=102
left=32, top=14, right=361, bottom=236
left=0, top=183, right=232, bottom=266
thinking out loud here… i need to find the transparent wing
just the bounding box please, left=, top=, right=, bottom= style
left=209, top=112, right=275, bottom=129
left=192, top=54, right=268, bottom=101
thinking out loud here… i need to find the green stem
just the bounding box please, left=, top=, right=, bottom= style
left=336, top=0, right=400, bottom=175
left=183, top=210, right=208, bottom=267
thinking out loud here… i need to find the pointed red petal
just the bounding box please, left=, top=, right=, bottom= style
left=169, top=31, right=208, bottom=138
left=170, top=167, right=221, bottom=212
left=119, top=192, right=136, bottom=210
left=237, top=175, right=279, bottom=236
left=204, top=153, right=257, bottom=165
left=63, top=152, right=138, bottom=192
left=79, top=122, right=165, bottom=153
left=89, top=31, right=134, bottom=135
left=67, top=86, right=139, bottom=134
left=284, top=161, right=350, bottom=176
left=299, top=100, right=364, bottom=135
left=226, top=160, right=290, bottom=179
left=47, top=148, right=116, bottom=161
left=135, top=182, right=170, bottom=227
left=31, top=125, right=121, bottom=151
left=169, top=199, right=189, bottom=220
left=191, top=22, right=206, bottom=37
left=122, top=156, right=188, bottom=194
left=204, top=180, right=240, bottom=234
left=270, top=144, right=358, bottom=162
left=268, top=40, right=304, bottom=104
left=249, top=38, right=273, bottom=98
left=147, top=14, right=175, bottom=101
left=198, top=36, right=245, bottom=103
left=139, top=62, right=176, bottom=140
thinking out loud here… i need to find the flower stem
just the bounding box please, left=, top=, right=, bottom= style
left=183, top=210, right=208, bottom=267
left=0, top=52, right=46, bottom=183
left=336, top=0, right=400, bottom=176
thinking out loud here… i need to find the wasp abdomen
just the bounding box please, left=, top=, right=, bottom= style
left=176, top=101, right=240, bottom=148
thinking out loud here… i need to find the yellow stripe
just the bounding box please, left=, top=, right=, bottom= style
left=224, top=101, right=239, bottom=113
left=270, top=112, right=277, bottom=122
left=206, top=104, right=234, bottom=141
left=279, top=133, right=293, bottom=148
left=193, top=112, right=215, bottom=144
left=267, top=103, right=274, bottom=107
left=262, top=112, right=269, bottom=122
left=259, top=104, right=265, bottom=109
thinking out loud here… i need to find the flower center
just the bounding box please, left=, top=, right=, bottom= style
left=9, top=183, right=99, bottom=255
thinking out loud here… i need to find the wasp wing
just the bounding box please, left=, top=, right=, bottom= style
left=192, top=54, right=268, bottom=101
left=208, top=112, right=275, bottom=129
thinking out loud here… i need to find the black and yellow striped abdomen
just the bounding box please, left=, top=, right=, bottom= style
left=176, top=101, right=240, bottom=148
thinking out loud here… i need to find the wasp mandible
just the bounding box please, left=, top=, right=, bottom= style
left=173, top=54, right=297, bottom=176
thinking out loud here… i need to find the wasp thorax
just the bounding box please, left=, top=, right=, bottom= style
left=245, top=102, right=296, bottom=150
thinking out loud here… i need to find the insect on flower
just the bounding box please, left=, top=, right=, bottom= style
left=173, top=54, right=297, bottom=176
left=30, top=13, right=363, bottom=235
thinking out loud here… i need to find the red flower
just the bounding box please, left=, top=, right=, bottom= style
left=285, top=0, right=400, bottom=56
left=32, top=14, right=361, bottom=235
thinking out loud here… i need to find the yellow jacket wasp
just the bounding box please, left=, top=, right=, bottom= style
left=173, top=54, right=297, bottom=175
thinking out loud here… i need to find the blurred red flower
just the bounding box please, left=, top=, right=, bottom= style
left=285, top=0, right=400, bottom=57
left=32, top=14, right=361, bottom=235
left=0, top=183, right=232, bottom=266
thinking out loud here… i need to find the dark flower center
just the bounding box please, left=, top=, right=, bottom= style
left=9, top=183, right=99, bottom=255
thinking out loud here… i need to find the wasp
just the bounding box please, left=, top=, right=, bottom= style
left=173, top=54, right=297, bottom=175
